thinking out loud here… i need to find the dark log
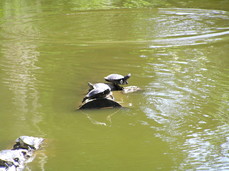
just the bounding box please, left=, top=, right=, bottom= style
left=79, top=98, right=122, bottom=110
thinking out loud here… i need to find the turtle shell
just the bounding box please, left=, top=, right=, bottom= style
left=88, top=82, right=111, bottom=91
left=104, top=74, right=124, bottom=81
left=82, top=88, right=111, bottom=102
left=104, top=73, right=131, bottom=85
left=88, top=88, right=110, bottom=98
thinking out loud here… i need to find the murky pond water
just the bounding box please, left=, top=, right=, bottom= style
left=0, top=0, right=229, bottom=170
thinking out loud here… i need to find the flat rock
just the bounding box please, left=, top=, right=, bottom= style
left=122, top=86, right=142, bottom=94
left=0, top=149, right=31, bottom=170
left=0, top=136, right=44, bottom=171
left=14, top=136, right=44, bottom=150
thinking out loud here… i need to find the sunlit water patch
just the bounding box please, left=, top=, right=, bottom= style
left=140, top=8, right=229, bottom=170
left=180, top=124, right=229, bottom=170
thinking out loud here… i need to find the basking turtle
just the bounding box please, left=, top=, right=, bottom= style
left=82, top=87, right=112, bottom=103
left=104, top=73, right=131, bottom=90
left=104, top=73, right=131, bottom=85
left=88, top=82, right=111, bottom=91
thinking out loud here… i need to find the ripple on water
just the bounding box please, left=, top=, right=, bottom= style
left=141, top=7, right=229, bottom=170
left=180, top=124, right=229, bottom=170
left=150, top=8, right=229, bottom=47
left=0, top=5, right=228, bottom=170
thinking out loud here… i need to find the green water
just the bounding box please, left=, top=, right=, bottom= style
left=0, top=0, right=229, bottom=170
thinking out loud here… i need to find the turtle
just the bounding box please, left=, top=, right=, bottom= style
left=82, top=87, right=112, bottom=103
left=87, top=82, right=111, bottom=92
left=104, top=73, right=131, bottom=85
left=13, top=136, right=44, bottom=150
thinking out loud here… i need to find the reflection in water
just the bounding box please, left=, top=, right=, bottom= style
left=141, top=8, right=229, bottom=170
left=2, top=43, right=40, bottom=118
left=1, top=1, right=47, bottom=170
left=81, top=109, right=121, bottom=127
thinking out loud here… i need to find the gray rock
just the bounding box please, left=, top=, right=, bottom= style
left=0, top=149, right=31, bottom=170
left=14, top=136, right=44, bottom=150
left=122, top=86, right=142, bottom=94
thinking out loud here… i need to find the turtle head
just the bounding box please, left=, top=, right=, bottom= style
left=122, top=73, right=131, bottom=84
left=87, top=82, right=95, bottom=92
left=88, top=82, right=94, bottom=89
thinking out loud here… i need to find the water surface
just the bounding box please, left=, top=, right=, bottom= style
left=0, top=0, right=229, bottom=170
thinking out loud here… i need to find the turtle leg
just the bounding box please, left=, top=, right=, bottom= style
left=114, top=84, right=123, bottom=90
left=109, top=94, right=115, bottom=100
left=82, top=97, right=88, bottom=103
